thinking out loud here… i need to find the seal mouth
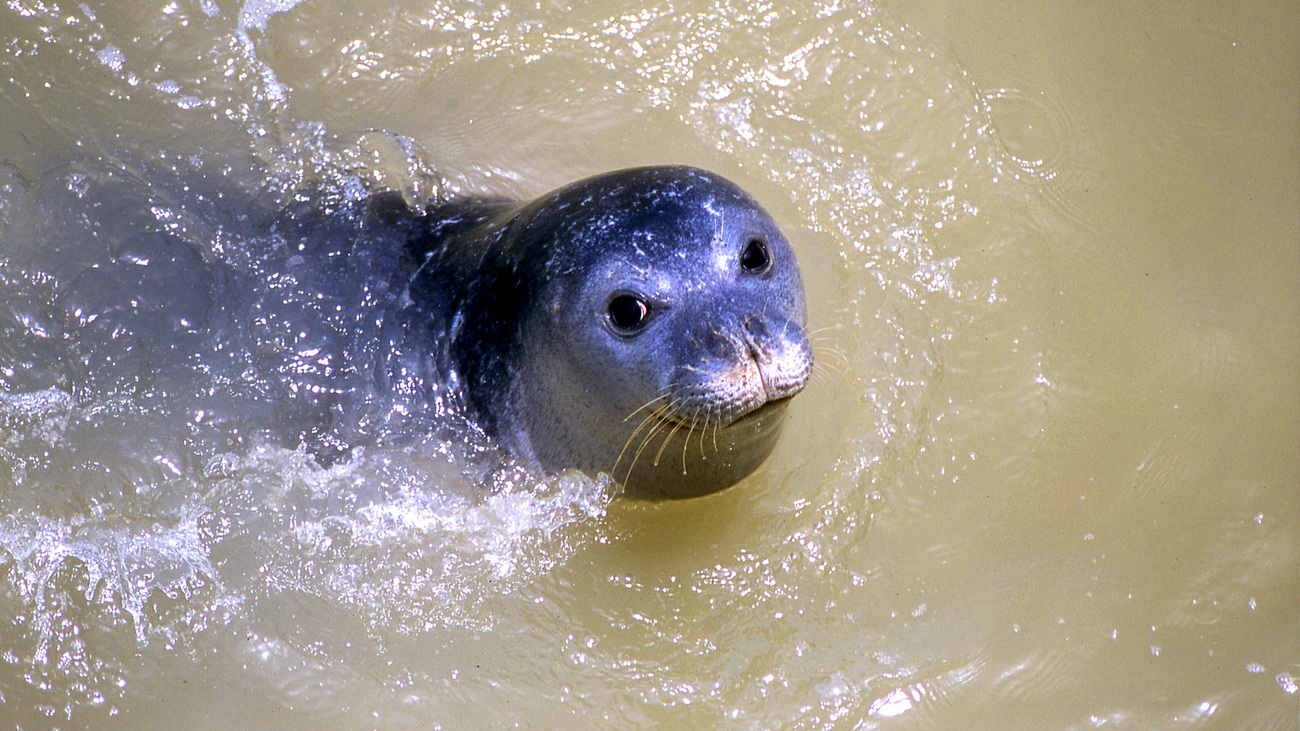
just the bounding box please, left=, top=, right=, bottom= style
left=656, top=396, right=793, bottom=432
left=726, top=396, right=792, bottom=428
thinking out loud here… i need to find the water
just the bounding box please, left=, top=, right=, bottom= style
left=1, top=0, right=1296, bottom=728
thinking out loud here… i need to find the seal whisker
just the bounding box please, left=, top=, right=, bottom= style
left=808, top=334, right=842, bottom=344
left=711, top=405, right=722, bottom=452
left=610, top=389, right=675, bottom=479
left=683, top=410, right=702, bottom=474
left=811, top=345, right=851, bottom=384
left=811, top=343, right=848, bottom=362
left=694, top=407, right=709, bottom=461
left=621, top=391, right=692, bottom=480
left=653, top=420, right=686, bottom=467
left=615, top=423, right=654, bottom=485
left=621, top=390, right=672, bottom=423
left=805, top=324, right=843, bottom=338
left=611, top=399, right=671, bottom=480
left=624, top=414, right=672, bottom=485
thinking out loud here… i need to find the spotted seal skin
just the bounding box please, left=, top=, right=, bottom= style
left=404, top=166, right=812, bottom=498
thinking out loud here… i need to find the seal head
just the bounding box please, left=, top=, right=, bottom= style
left=410, top=166, right=811, bottom=498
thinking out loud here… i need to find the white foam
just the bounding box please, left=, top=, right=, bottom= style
left=237, top=0, right=307, bottom=33
left=95, top=44, right=124, bottom=73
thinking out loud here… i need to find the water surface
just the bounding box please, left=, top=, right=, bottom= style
left=0, top=0, right=1296, bottom=727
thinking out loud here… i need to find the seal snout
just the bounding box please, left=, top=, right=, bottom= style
left=667, top=310, right=812, bottom=429
left=741, top=313, right=811, bottom=406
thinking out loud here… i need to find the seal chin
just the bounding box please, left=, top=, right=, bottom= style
left=615, top=395, right=794, bottom=500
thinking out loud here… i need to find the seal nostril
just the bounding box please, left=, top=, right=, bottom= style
left=739, top=316, right=767, bottom=365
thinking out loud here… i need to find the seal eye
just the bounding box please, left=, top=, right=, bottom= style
left=740, top=238, right=771, bottom=273
left=607, top=294, right=650, bottom=335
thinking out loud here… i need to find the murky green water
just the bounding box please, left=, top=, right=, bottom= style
left=1, top=0, right=1296, bottom=728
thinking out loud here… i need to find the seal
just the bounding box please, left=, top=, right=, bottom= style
left=404, top=165, right=812, bottom=498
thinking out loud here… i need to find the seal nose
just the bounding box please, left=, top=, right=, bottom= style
left=740, top=315, right=771, bottom=397
left=739, top=311, right=811, bottom=403
left=667, top=296, right=810, bottom=426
